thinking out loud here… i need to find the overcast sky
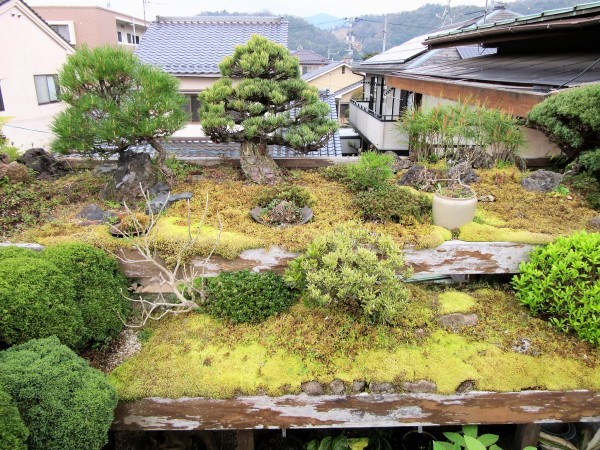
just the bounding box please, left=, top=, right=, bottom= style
left=28, top=0, right=493, bottom=21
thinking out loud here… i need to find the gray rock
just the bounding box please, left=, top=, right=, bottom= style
left=301, top=381, right=324, bottom=396
left=76, top=204, right=117, bottom=222
left=146, top=192, right=193, bottom=214
left=478, top=195, right=496, bottom=202
left=521, top=170, right=564, bottom=193
left=329, top=379, right=345, bottom=395
left=17, top=148, right=69, bottom=179
left=455, top=380, right=476, bottom=393
left=1, top=162, right=30, bottom=183
left=512, top=338, right=532, bottom=354
left=448, top=162, right=480, bottom=185
left=352, top=380, right=366, bottom=393
left=384, top=151, right=413, bottom=172
left=94, top=164, right=118, bottom=175
left=369, top=382, right=395, bottom=394
left=438, top=313, right=478, bottom=331
left=101, top=151, right=161, bottom=202
left=588, top=217, right=600, bottom=230
left=402, top=380, right=437, bottom=393
left=398, top=165, right=437, bottom=190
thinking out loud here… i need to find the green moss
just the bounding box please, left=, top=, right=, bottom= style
left=473, top=210, right=508, bottom=227
left=458, top=222, right=554, bottom=244
left=415, top=225, right=452, bottom=249
left=438, top=291, right=477, bottom=314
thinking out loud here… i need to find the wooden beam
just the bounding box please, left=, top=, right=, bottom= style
left=386, top=76, right=548, bottom=117
left=512, top=424, right=541, bottom=450
left=112, top=391, right=600, bottom=431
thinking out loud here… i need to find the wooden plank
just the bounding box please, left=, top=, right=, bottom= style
left=236, top=430, right=254, bottom=450
left=112, top=391, right=600, bottom=431
left=403, top=241, right=535, bottom=275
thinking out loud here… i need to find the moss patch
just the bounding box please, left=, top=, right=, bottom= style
left=110, top=287, right=600, bottom=399
left=438, top=291, right=477, bottom=314
left=458, top=223, right=554, bottom=245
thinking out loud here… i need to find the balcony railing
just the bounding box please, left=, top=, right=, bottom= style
left=350, top=99, right=402, bottom=122
left=349, top=101, right=409, bottom=151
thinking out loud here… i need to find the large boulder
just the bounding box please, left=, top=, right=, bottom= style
left=398, top=165, right=437, bottom=190
left=16, top=148, right=69, bottom=179
left=521, top=170, right=564, bottom=193
left=101, top=151, right=164, bottom=202
left=0, top=161, right=30, bottom=183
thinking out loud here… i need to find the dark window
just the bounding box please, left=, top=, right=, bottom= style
left=135, top=35, right=140, bottom=44
left=127, top=33, right=133, bottom=44
left=34, top=75, right=60, bottom=105
left=117, top=31, right=122, bottom=42
left=49, top=24, right=71, bottom=42
left=0, top=83, right=5, bottom=112
left=182, top=94, right=201, bottom=122
left=342, top=66, right=346, bottom=74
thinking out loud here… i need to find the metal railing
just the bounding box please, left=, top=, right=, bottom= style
left=350, top=99, right=402, bottom=122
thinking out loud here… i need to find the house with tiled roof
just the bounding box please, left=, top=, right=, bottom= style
left=301, top=61, right=364, bottom=124
left=349, top=7, right=521, bottom=153
left=291, top=49, right=329, bottom=74
left=0, top=0, right=74, bottom=150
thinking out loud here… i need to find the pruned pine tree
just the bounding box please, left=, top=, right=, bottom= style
left=51, top=45, right=188, bottom=173
left=200, top=35, right=338, bottom=184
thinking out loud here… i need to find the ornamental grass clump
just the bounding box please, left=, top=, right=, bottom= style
left=201, top=270, right=297, bottom=323
left=285, top=223, right=412, bottom=325
left=512, top=231, right=600, bottom=345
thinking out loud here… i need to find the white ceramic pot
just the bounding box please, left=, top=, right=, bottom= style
left=432, top=192, right=477, bottom=230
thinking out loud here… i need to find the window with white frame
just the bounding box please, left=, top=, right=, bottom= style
left=117, top=31, right=123, bottom=42
left=48, top=21, right=75, bottom=45
left=34, top=75, right=60, bottom=105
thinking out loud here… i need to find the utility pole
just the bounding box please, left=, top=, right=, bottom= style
left=382, top=15, right=387, bottom=52
left=437, top=0, right=451, bottom=26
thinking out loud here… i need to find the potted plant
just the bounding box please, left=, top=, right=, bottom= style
left=432, top=180, right=477, bottom=231
left=250, top=183, right=314, bottom=227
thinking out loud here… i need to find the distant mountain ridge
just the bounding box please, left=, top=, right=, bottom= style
left=303, top=13, right=346, bottom=30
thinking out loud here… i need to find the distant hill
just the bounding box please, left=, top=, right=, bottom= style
left=303, top=13, right=346, bottom=30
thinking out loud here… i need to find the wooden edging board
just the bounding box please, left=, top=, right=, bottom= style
left=112, top=391, right=600, bottom=430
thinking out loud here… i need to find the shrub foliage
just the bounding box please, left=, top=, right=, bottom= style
left=528, top=84, right=600, bottom=157
left=0, top=387, right=28, bottom=450
left=345, top=151, right=395, bottom=192
left=512, top=231, right=600, bottom=345
left=354, top=184, right=431, bottom=224
left=43, top=242, right=130, bottom=347
left=285, top=224, right=411, bottom=325
left=203, top=270, right=297, bottom=323
left=0, top=337, right=118, bottom=450
left=255, top=183, right=314, bottom=208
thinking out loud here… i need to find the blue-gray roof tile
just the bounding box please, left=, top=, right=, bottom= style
left=136, top=16, right=288, bottom=75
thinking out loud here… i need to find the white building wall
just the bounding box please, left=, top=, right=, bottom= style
left=0, top=1, right=73, bottom=150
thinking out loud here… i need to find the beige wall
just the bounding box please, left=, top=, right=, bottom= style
left=34, top=6, right=146, bottom=50
left=0, top=1, right=73, bottom=150
left=306, top=66, right=363, bottom=92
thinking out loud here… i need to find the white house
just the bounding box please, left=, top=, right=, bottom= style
left=0, top=0, right=74, bottom=150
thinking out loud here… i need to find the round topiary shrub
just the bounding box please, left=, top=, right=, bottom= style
left=255, top=183, right=314, bottom=208
left=0, top=246, right=39, bottom=262
left=0, top=387, right=29, bottom=450
left=202, top=270, right=297, bottom=323
left=285, top=223, right=411, bottom=325
left=43, top=242, right=130, bottom=347
left=0, top=257, right=84, bottom=349
left=0, top=337, right=118, bottom=450
left=512, top=231, right=600, bottom=345
left=354, top=184, right=432, bottom=224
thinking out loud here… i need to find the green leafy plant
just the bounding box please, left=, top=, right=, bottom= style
left=255, top=183, right=314, bottom=208
left=345, top=151, right=395, bottom=192
left=354, top=184, right=431, bottom=224
left=0, top=257, right=84, bottom=348
left=434, top=425, right=502, bottom=450
left=552, top=184, right=570, bottom=196
left=0, top=337, right=118, bottom=450
left=43, top=243, right=130, bottom=348
left=528, top=84, right=600, bottom=158
left=512, top=231, right=600, bottom=345
left=0, top=387, right=29, bottom=450
left=0, top=246, right=39, bottom=262
left=201, top=270, right=297, bottom=323
left=285, top=223, right=411, bottom=325
left=306, top=435, right=369, bottom=450
left=165, top=156, right=198, bottom=182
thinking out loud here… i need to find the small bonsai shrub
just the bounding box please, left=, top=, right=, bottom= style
left=512, top=231, right=600, bottom=345
left=0, top=246, right=39, bottom=262
left=43, top=243, right=130, bottom=347
left=0, top=337, right=118, bottom=450
left=435, top=182, right=475, bottom=198
left=285, top=223, right=411, bottom=325
left=345, top=151, right=395, bottom=191
left=202, top=270, right=297, bottom=323
left=118, top=212, right=151, bottom=235
left=255, top=183, right=314, bottom=208
left=528, top=84, right=600, bottom=158
left=0, top=387, right=29, bottom=450
left=354, top=184, right=431, bottom=223
left=0, top=257, right=84, bottom=349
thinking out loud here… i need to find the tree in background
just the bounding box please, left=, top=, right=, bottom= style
left=200, top=35, right=338, bottom=183
left=51, top=45, right=187, bottom=175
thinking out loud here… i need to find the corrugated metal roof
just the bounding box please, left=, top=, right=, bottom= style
left=136, top=16, right=288, bottom=75
left=400, top=51, right=600, bottom=88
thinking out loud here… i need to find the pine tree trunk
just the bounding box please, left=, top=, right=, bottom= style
left=240, top=140, right=282, bottom=184
left=149, top=138, right=173, bottom=178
